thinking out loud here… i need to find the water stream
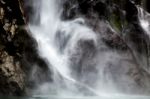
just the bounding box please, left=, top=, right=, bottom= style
left=26, top=0, right=150, bottom=98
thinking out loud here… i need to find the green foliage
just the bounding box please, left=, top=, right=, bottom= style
left=109, top=13, right=122, bottom=32
left=109, top=7, right=129, bottom=34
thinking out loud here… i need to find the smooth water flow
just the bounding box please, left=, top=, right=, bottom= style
left=27, top=0, right=150, bottom=98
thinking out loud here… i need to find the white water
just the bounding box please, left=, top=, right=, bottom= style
left=29, top=0, right=75, bottom=84
left=138, top=6, right=150, bottom=36
left=28, top=0, right=100, bottom=96
left=137, top=6, right=150, bottom=73
left=27, top=0, right=150, bottom=98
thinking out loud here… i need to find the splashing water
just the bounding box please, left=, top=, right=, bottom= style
left=138, top=6, right=150, bottom=36
left=27, top=0, right=150, bottom=98
left=28, top=0, right=100, bottom=96
left=29, top=0, right=73, bottom=84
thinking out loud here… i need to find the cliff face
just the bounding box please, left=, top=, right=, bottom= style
left=0, top=0, right=25, bottom=95
left=0, top=0, right=52, bottom=95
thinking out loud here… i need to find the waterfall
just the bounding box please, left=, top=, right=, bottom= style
left=28, top=0, right=101, bottom=96
left=27, top=0, right=150, bottom=98
left=137, top=6, right=150, bottom=72
left=138, top=6, right=150, bottom=35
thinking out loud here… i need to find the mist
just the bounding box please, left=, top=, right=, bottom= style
left=25, top=0, right=150, bottom=98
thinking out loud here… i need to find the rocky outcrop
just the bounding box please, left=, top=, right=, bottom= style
left=0, top=0, right=52, bottom=95
left=0, top=50, right=24, bottom=95
left=0, top=0, right=26, bottom=95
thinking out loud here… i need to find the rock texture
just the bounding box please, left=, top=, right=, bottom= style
left=0, top=0, right=54, bottom=95
left=0, top=0, right=25, bottom=95
left=0, top=51, right=24, bottom=95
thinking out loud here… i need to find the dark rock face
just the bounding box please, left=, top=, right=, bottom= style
left=0, top=51, right=25, bottom=95
left=146, top=0, right=150, bottom=13
left=0, top=0, right=25, bottom=95
left=0, top=0, right=52, bottom=95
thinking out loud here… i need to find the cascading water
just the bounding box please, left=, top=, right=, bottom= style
left=138, top=7, right=150, bottom=34
left=28, top=0, right=118, bottom=96
left=26, top=0, right=150, bottom=98
left=28, top=0, right=101, bottom=96
left=137, top=6, right=150, bottom=72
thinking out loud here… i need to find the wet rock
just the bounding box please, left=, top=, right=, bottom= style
left=0, top=7, right=4, bottom=20
left=0, top=0, right=26, bottom=95
left=102, top=29, right=128, bottom=50
left=0, top=51, right=25, bottom=95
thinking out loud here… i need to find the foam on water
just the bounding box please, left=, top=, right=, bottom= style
left=28, top=0, right=99, bottom=96
left=28, top=0, right=150, bottom=98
